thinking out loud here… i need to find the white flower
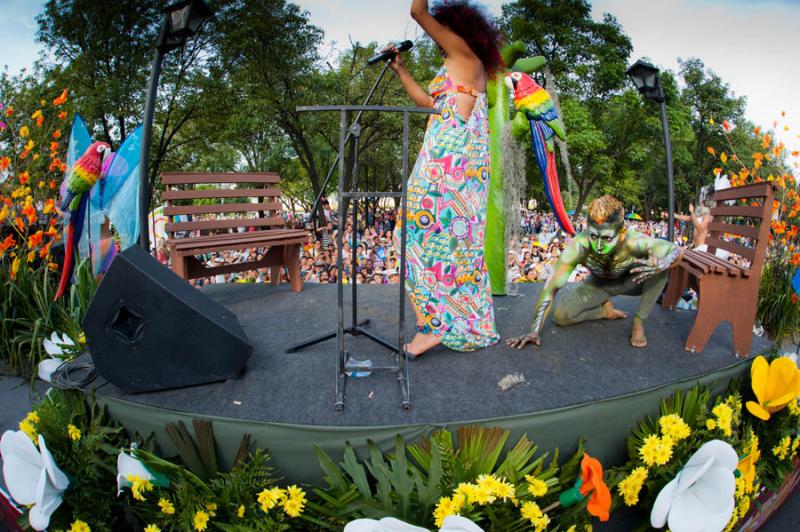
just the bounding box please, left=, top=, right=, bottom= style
left=116, top=449, right=167, bottom=494
left=0, top=430, right=70, bottom=531
left=38, top=332, right=75, bottom=383
left=344, top=515, right=483, bottom=532
left=650, top=440, right=738, bottom=532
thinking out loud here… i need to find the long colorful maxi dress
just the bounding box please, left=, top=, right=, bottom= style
left=395, top=64, right=499, bottom=351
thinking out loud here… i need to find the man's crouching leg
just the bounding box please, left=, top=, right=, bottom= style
left=629, top=269, right=669, bottom=348
left=552, top=280, right=613, bottom=327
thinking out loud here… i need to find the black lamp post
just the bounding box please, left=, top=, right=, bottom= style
left=139, top=0, right=212, bottom=250
left=626, top=59, right=675, bottom=242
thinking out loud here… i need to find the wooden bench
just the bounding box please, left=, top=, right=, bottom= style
left=662, top=181, right=778, bottom=356
left=162, top=172, right=306, bottom=291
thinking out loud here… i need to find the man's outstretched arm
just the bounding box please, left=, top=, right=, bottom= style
left=506, top=239, right=582, bottom=348
left=629, top=236, right=681, bottom=284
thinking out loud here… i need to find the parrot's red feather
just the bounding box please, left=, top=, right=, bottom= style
left=54, top=222, right=74, bottom=301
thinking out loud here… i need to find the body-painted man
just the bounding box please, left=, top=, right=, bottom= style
left=506, top=195, right=680, bottom=349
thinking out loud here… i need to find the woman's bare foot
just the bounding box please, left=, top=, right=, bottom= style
left=405, top=332, right=441, bottom=357
left=630, top=317, right=647, bottom=348
left=602, top=300, right=628, bottom=320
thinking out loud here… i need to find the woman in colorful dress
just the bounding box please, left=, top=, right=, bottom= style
left=390, top=0, right=502, bottom=356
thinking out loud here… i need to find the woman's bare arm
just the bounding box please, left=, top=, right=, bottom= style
left=410, top=0, right=475, bottom=62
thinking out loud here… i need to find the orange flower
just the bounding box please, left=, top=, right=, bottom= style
left=0, top=235, right=16, bottom=256
left=10, top=256, right=20, bottom=280
left=753, top=126, right=761, bottom=134
left=578, top=453, right=611, bottom=521
left=4, top=106, right=12, bottom=117
left=49, top=180, right=57, bottom=190
left=53, top=89, right=68, bottom=106
left=14, top=217, right=24, bottom=230
left=722, top=120, right=730, bottom=131
left=707, top=146, right=716, bottom=156
left=19, top=171, right=29, bottom=185
left=52, top=130, right=62, bottom=139
left=43, top=199, right=56, bottom=215
left=772, top=220, right=787, bottom=235
left=38, top=242, right=51, bottom=259
left=28, top=231, right=44, bottom=248
left=0, top=156, right=9, bottom=170
left=50, top=141, right=59, bottom=152
left=774, top=200, right=781, bottom=211
left=58, top=111, right=67, bottom=120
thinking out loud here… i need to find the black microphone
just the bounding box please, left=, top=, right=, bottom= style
left=367, top=40, right=414, bottom=65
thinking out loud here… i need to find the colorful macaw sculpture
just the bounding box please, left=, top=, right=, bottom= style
left=55, top=141, right=110, bottom=300
left=55, top=115, right=142, bottom=300
left=506, top=71, right=576, bottom=236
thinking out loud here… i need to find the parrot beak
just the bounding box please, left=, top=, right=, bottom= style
left=505, top=75, right=516, bottom=92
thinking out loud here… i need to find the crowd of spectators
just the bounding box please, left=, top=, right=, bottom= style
left=157, top=204, right=691, bottom=288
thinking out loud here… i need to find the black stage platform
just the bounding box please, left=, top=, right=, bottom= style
left=99, top=283, right=771, bottom=425
left=94, top=283, right=772, bottom=482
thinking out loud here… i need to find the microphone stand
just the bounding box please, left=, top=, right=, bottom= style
left=307, top=59, right=394, bottom=228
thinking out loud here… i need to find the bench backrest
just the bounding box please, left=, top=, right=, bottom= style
left=162, top=172, right=284, bottom=239
left=706, top=181, right=778, bottom=275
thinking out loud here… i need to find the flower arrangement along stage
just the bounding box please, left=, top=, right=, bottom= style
left=1, top=352, right=799, bottom=532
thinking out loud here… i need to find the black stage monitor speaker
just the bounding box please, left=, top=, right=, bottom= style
left=83, top=246, right=252, bottom=393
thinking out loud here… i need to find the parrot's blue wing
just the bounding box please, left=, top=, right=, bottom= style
left=61, top=114, right=92, bottom=199
left=529, top=119, right=549, bottom=178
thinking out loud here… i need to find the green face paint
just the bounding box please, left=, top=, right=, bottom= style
left=588, top=222, right=622, bottom=255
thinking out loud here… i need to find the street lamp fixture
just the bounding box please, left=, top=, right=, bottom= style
left=626, top=59, right=675, bottom=241
left=139, top=0, right=212, bottom=250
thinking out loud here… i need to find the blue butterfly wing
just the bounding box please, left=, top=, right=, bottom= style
left=61, top=114, right=92, bottom=199
left=104, top=125, right=142, bottom=250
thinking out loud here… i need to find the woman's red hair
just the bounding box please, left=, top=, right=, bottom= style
left=431, top=0, right=504, bottom=75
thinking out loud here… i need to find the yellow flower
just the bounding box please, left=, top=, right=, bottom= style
left=158, top=497, right=175, bottom=515
left=193, top=510, right=209, bottom=531
left=639, top=434, right=673, bottom=466
left=492, top=479, right=516, bottom=501
left=127, top=474, right=153, bottom=501
left=454, top=482, right=479, bottom=503
left=520, top=500, right=543, bottom=521
left=737, top=445, right=760, bottom=492
left=745, top=356, right=800, bottom=421
left=525, top=475, right=549, bottom=497
left=144, top=526, right=160, bottom=532
left=11, top=256, right=20, bottom=280
left=206, top=502, right=217, bottom=517
left=19, top=411, right=39, bottom=441
left=433, top=495, right=463, bottom=528
left=67, top=424, right=81, bottom=441
left=712, top=403, right=734, bottom=437
left=20, top=126, right=29, bottom=138
left=738, top=495, right=751, bottom=517
left=772, top=436, right=792, bottom=460
left=281, top=485, right=306, bottom=517
left=237, top=504, right=245, bottom=518
left=788, top=400, right=800, bottom=416
left=659, top=414, right=691, bottom=441
left=617, top=467, right=649, bottom=506
left=69, top=520, right=91, bottom=532
left=257, top=487, right=284, bottom=512
left=706, top=418, right=717, bottom=430
left=532, top=514, right=550, bottom=532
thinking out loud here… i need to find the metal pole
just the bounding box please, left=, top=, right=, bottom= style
left=335, top=109, right=347, bottom=410
left=138, top=48, right=165, bottom=251
left=659, top=99, right=675, bottom=242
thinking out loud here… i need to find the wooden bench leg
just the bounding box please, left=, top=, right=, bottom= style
left=684, top=296, right=720, bottom=353
left=662, top=267, right=687, bottom=310
left=172, top=253, right=188, bottom=280
left=285, top=243, right=302, bottom=293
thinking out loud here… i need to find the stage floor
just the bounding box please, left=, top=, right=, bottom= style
left=96, top=282, right=772, bottom=427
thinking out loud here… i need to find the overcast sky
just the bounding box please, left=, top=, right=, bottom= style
left=1, top=0, right=798, bottom=147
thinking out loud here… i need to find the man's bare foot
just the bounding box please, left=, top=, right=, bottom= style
left=602, top=300, right=628, bottom=320
left=404, top=332, right=441, bottom=357
left=630, top=317, right=647, bottom=348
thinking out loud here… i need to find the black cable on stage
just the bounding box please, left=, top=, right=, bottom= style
left=51, top=359, right=97, bottom=391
